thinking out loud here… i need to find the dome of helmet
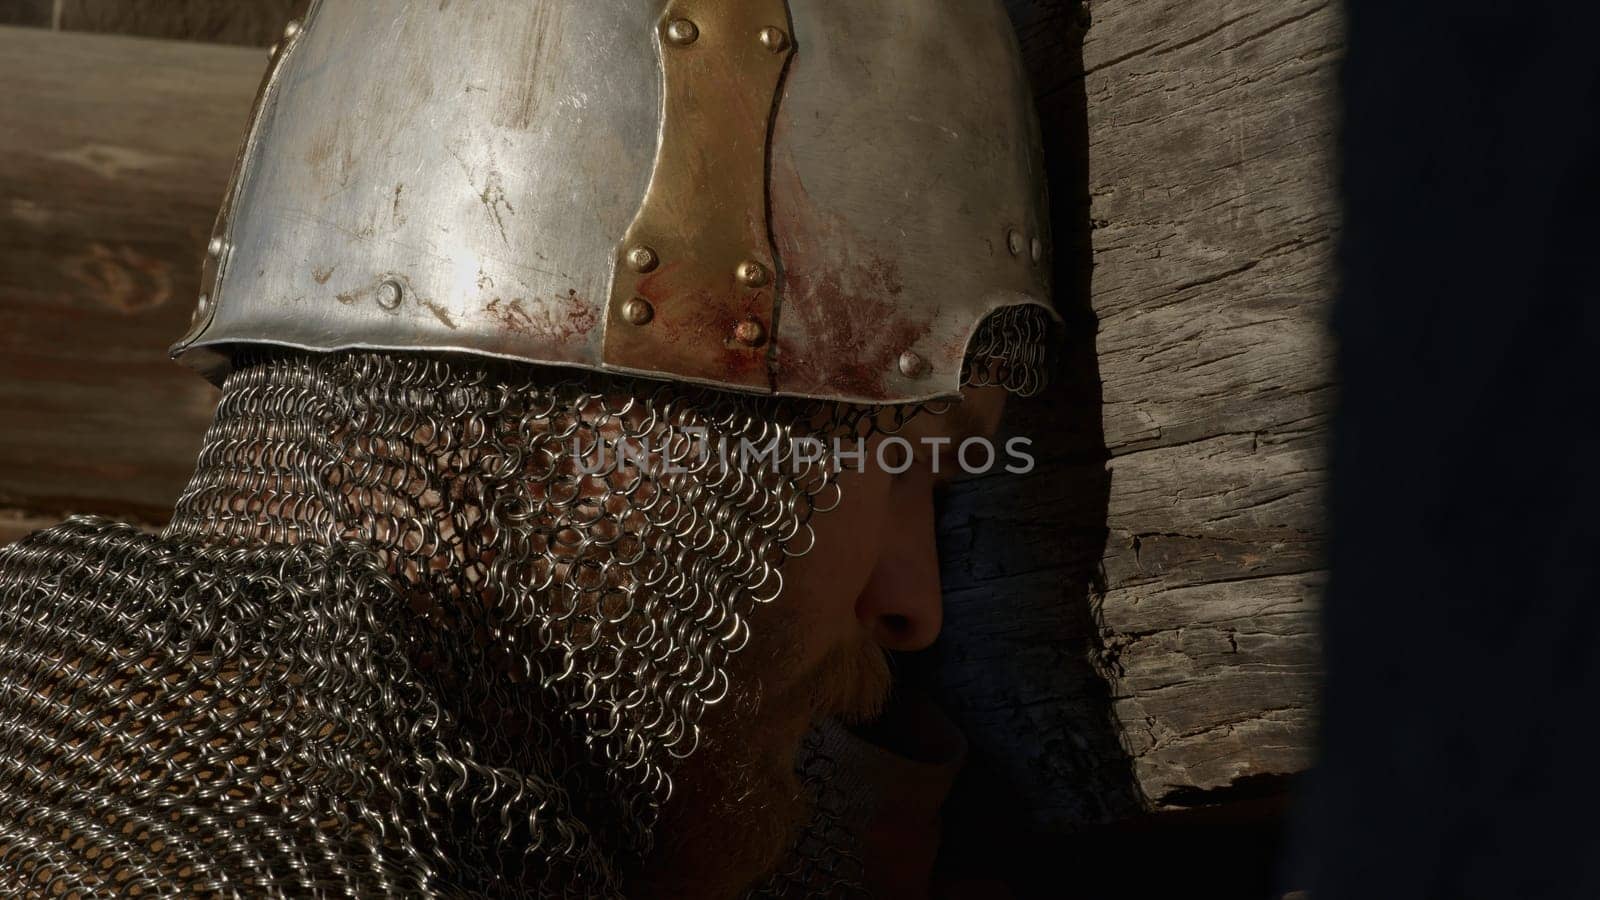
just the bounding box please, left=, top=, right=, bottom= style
left=173, top=0, right=1055, bottom=406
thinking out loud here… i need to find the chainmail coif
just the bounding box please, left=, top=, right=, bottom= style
left=0, top=306, right=1051, bottom=898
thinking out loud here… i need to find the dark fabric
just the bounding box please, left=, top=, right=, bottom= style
left=1294, top=2, right=1600, bottom=897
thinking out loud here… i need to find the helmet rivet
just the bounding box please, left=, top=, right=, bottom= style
left=898, top=350, right=927, bottom=378
left=376, top=280, right=404, bottom=310
left=665, top=19, right=700, bottom=46
left=1007, top=228, right=1025, bottom=257
left=206, top=236, right=226, bottom=258
left=736, top=260, right=771, bottom=288
left=622, top=297, right=655, bottom=326
left=1031, top=236, right=1044, bottom=264
left=626, top=245, right=660, bottom=274
left=734, top=318, right=767, bottom=347
left=282, top=20, right=302, bottom=40
left=759, top=27, right=790, bottom=53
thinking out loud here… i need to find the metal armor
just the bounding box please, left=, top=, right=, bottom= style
left=172, top=0, right=1053, bottom=404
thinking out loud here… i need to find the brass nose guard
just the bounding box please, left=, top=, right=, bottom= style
left=603, top=0, right=796, bottom=392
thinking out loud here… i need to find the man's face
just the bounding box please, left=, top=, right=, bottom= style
left=781, top=384, right=1010, bottom=687
left=634, top=386, right=1009, bottom=897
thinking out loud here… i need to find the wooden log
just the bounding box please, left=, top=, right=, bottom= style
left=0, top=508, right=68, bottom=547
left=0, top=0, right=53, bottom=29
left=0, top=27, right=263, bottom=524
left=932, top=0, right=1341, bottom=826
left=1086, top=0, right=1338, bottom=804
left=56, top=0, right=299, bottom=47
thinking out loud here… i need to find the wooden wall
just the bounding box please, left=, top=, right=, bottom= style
left=931, top=0, right=1342, bottom=833
left=1086, top=0, right=1338, bottom=803
left=0, top=27, right=264, bottom=542
left=0, top=0, right=296, bottom=46
left=0, top=0, right=1342, bottom=846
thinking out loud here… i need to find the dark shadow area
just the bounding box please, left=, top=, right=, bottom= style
left=1289, top=2, right=1600, bottom=898
left=903, top=0, right=1138, bottom=890
left=902, top=3, right=1298, bottom=897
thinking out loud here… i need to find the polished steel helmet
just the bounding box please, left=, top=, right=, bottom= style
left=173, top=0, right=1054, bottom=405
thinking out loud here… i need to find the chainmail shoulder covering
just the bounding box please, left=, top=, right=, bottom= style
left=0, top=305, right=1053, bottom=898
left=0, top=519, right=444, bottom=896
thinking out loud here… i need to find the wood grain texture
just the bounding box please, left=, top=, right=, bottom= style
left=930, top=0, right=1139, bottom=836
left=932, top=0, right=1340, bottom=827
left=1087, top=0, right=1338, bottom=803
left=0, top=0, right=53, bottom=28
left=0, top=508, right=65, bottom=547
left=57, top=0, right=298, bottom=47
left=0, top=27, right=262, bottom=522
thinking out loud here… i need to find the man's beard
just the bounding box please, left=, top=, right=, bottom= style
left=625, top=608, right=893, bottom=898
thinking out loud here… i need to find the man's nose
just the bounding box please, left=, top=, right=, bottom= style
left=855, top=469, right=944, bottom=652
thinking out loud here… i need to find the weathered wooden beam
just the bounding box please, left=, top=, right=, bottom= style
left=0, top=0, right=53, bottom=29
left=0, top=27, right=263, bottom=523
left=1087, top=0, right=1337, bottom=804
left=57, top=0, right=299, bottom=47
left=0, top=508, right=67, bottom=547
left=934, top=0, right=1339, bottom=825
